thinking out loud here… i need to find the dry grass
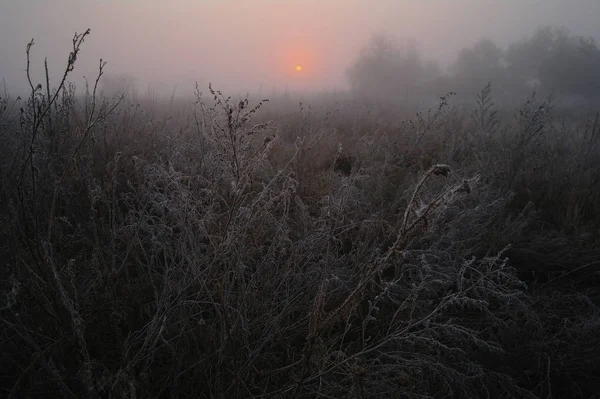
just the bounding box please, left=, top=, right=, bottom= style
left=1, top=32, right=600, bottom=399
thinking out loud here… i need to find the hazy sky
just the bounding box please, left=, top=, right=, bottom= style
left=1, top=0, right=599, bottom=96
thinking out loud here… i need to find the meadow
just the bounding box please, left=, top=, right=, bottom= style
left=1, top=31, right=600, bottom=398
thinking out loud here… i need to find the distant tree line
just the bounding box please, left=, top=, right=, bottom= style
left=347, top=26, right=600, bottom=105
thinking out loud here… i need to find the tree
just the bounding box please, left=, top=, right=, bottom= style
left=451, top=39, right=508, bottom=97
left=506, top=27, right=600, bottom=99
left=346, top=34, right=442, bottom=103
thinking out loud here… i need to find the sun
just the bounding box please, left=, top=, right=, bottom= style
left=295, top=65, right=303, bottom=72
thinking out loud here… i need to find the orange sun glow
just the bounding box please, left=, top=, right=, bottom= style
left=295, top=65, right=303, bottom=72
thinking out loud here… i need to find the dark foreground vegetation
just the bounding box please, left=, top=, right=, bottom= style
left=1, top=31, right=600, bottom=399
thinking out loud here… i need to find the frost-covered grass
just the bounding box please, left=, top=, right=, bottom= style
left=1, top=33, right=600, bottom=399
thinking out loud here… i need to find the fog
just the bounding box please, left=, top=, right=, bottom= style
left=1, top=0, right=599, bottom=97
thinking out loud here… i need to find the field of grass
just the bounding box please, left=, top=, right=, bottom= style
left=1, top=33, right=600, bottom=398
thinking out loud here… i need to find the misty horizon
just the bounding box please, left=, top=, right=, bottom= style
left=2, top=0, right=600, bottom=98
